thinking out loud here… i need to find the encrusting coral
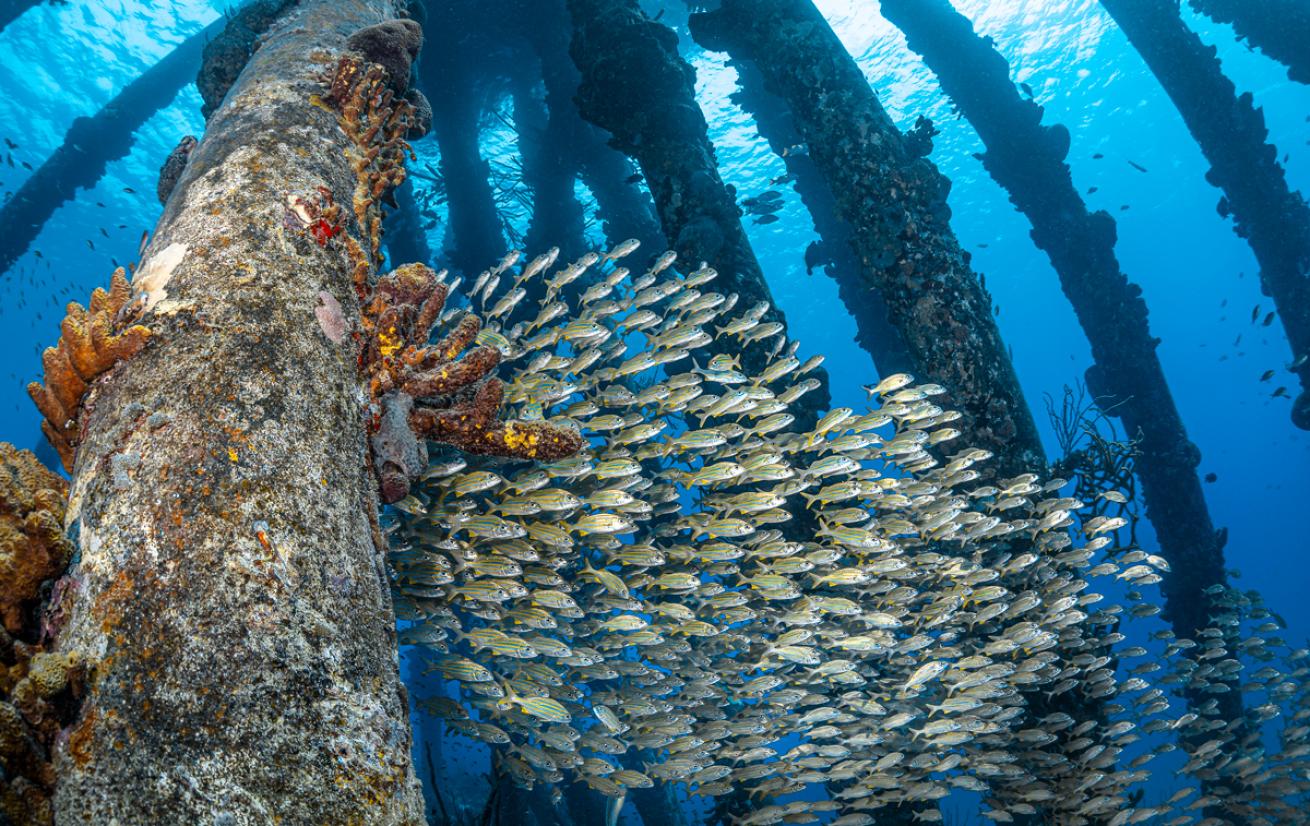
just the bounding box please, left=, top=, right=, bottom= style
left=316, top=30, right=584, bottom=504
left=345, top=19, right=422, bottom=95
left=0, top=444, right=72, bottom=638
left=27, top=269, right=151, bottom=473
left=359, top=263, right=584, bottom=503
left=0, top=443, right=75, bottom=826
left=0, top=651, right=84, bottom=826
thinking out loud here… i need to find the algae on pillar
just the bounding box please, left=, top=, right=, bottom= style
left=1099, top=0, right=1310, bottom=431
left=566, top=0, right=831, bottom=415
left=879, top=0, right=1232, bottom=662
left=689, top=0, right=1043, bottom=476
left=43, top=1, right=428, bottom=820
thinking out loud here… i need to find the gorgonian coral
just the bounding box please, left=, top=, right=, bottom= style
left=27, top=269, right=151, bottom=473
left=360, top=263, right=583, bottom=503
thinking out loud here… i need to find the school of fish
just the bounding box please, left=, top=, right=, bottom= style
left=384, top=241, right=1310, bottom=825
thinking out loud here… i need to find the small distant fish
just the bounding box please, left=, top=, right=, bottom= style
left=99, top=227, right=108, bottom=238
left=123, top=186, right=136, bottom=194
left=1119, top=204, right=1130, bottom=211
left=1019, top=81, right=1034, bottom=97
left=1260, top=370, right=1275, bottom=382
left=20, top=161, right=31, bottom=171
left=1127, top=160, right=1148, bottom=173
left=977, top=242, right=989, bottom=249
left=85, top=239, right=94, bottom=250
left=1272, top=386, right=1289, bottom=399
left=1204, top=472, right=1217, bottom=483
left=1092, top=152, right=1104, bottom=159
left=3, top=138, right=16, bottom=149
left=781, top=143, right=807, bottom=157
left=1252, top=305, right=1260, bottom=322
left=754, top=214, right=779, bottom=225
left=1290, top=353, right=1308, bottom=370
left=1262, top=311, right=1275, bottom=327
left=95, top=201, right=105, bottom=208
left=1087, top=186, right=1098, bottom=194
left=1234, top=333, right=1242, bottom=346
left=769, top=172, right=795, bottom=186
left=625, top=172, right=643, bottom=184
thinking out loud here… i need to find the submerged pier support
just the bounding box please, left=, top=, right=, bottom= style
left=727, top=58, right=913, bottom=377
left=1187, top=0, right=1310, bottom=85
left=48, top=1, right=425, bottom=821
left=879, top=0, right=1231, bottom=665
left=567, top=0, right=831, bottom=415
left=0, top=16, right=222, bottom=278
left=689, top=0, right=1043, bottom=476
left=418, top=10, right=507, bottom=277
left=1100, top=0, right=1310, bottom=430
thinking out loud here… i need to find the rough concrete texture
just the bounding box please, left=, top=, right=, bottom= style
left=51, top=0, right=425, bottom=822
left=197, top=0, right=301, bottom=120
left=690, top=0, right=1044, bottom=477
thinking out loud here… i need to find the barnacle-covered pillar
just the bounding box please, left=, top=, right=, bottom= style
left=689, top=0, right=1043, bottom=475
left=1099, top=0, right=1310, bottom=431
left=724, top=57, right=913, bottom=377
left=879, top=0, right=1232, bottom=673
left=0, top=15, right=221, bottom=278
left=48, top=1, right=426, bottom=821
left=1187, top=0, right=1310, bottom=85
left=566, top=0, right=832, bottom=415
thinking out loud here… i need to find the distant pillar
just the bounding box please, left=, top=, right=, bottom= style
left=0, top=15, right=224, bottom=278
left=512, top=75, right=588, bottom=263
left=418, top=12, right=507, bottom=277
left=566, top=0, right=832, bottom=418
left=880, top=0, right=1230, bottom=658
left=1099, top=0, right=1310, bottom=431
left=689, top=0, right=1044, bottom=476
left=521, top=0, right=665, bottom=256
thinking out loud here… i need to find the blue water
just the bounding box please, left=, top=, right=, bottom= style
left=1, top=0, right=1308, bottom=821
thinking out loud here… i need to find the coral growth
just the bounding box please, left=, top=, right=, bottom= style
left=156, top=134, right=197, bottom=205
left=345, top=19, right=422, bottom=95
left=0, top=444, right=71, bottom=638
left=196, top=0, right=299, bottom=119
left=359, top=263, right=583, bottom=503
left=325, top=54, right=415, bottom=264
left=27, top=269, right=151, bottom=473
left=0, top=444, right=77, bottom=826
left=0, top=651, right=85, bottom=826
